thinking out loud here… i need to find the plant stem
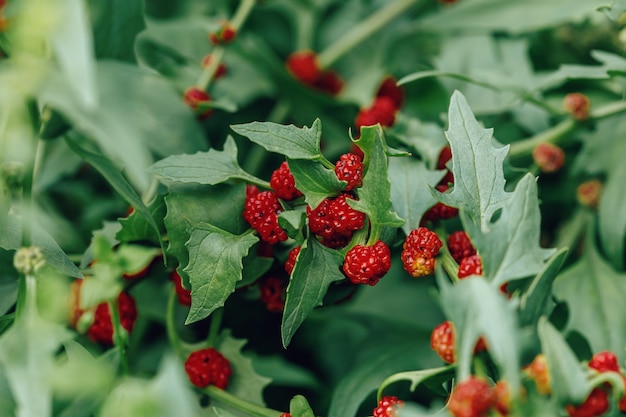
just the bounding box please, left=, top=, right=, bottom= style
left=553, top=207, right=590, bottom=260
left=204, top=386, right=283, bottom=417
left=316, top=0, right=421, bottom=69
left=166, top=288, right=185, bottom=358
left=109, top=299, right=129, bottom=375
left=207, top=307, right=224, bottom=347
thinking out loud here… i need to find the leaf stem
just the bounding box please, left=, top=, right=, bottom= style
left=316, top=0, right=421, bottom=69
left=204, top=385, right=283, bottom=417
left=166, top=288, right=185, bottom=358
left=207, top=307, right=224, bottom=347
left=109, top=299, right=130, bottom=375
left=435, top=226, right=459, bottom=283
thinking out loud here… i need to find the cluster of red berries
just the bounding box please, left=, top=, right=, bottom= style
left=307, top=193, right=366, bottom=249
left=270, top=161, right=303, bottom=201
left=401, top=227, right=442, bottom=277
left=285, top=50, right=344, bottom=95
left=243, top=186, right=288, bottom=245
left=373, top=395, right=404, bottom=417
left=342, top=240, right=392, bottom=286
left=258, top=275, right=288, bottom=313
left=184, top=347, right=232, bottom=389
left=423, top=146, right=458, bottom=222
left=448, top=376, right=501, bottom=417
left=285, top=246, right=301, bottom=276
left=430, top=320, right=487, bottom=364
left=447, top=230, right=485, bottom=279
left=209, top=22, right=237, bottom=45
left=354, top=76, right=404, bottom=136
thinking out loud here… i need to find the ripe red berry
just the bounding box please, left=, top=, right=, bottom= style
left=447, top=231, right=477, bottom=264
left=401, top=227, right=442, bottom=277
left=285, top=246, right=301, bottom=276
left=376, top=76, right=404, bottom=109
left=270, top=161, right=303, bottom=201
left=286, top=50, right=320, bottom=85
left=494, top=380, right=511, bottom=416
left=342, top=241, right=392, bottom=286
left=243, top=190, right=288, bottom=245
left=577, top=179, right=602, bottom=210
left=533, top=143, right=565, bottom=173
left=524, top=354, right=551, bottom=395
left=184, top=347, right=232, bottom=389
left=259, top=275, right=287, bottom=313
left=373, top=395, right=405, bottom=417
left=88, top=292, right=138, bottom=345
left=588, top=351, right=620, bottom=373
left=437, top=145, right=455, bottom=186
left=431, top=321, right=456, bottom=363
left=334, top=153, right=364, bottom=191
left=448, top=376, right=497, bottom=417
left=422, top=184, right=458, bottom=222
left=201, top=54, right=227, bottom=79
left=565, top=388, right=610, bottom=417
left=306, top=194, right=365, bottom=248
left=209, top=22, right=237, bottom=45
left=355, top=96, right=397, bottom=132
left=458, top=254, right=483, bottom=279
left=313, top=70, right=344, bottom=96
left=183, top=87, right=213, bottom=119
left=279, top=414, right=291, bottom=417
left=563, top=93, right=590, bottom=121
left=170, top=270, right=192, bottom=306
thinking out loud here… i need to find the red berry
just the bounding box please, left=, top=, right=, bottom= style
left=184, top=348, right=232, bottom=389
left=373, top=395, right=405, bottom=417
left=201, top=54, right=227, bottom=79
left=494, top=380, right=510, bottom=416
left=183, top=87, right=213, bottom=119
left=431, top=321, right=456, bottom=363
left=246, top=184, right=259, bottom=199
left=447, top=231, right=476, bottom=264
left=270, top=161, right=303, bottom=201
left=422, top=184, right=458, bottom=222
left=285, top=246, right=301, bottom=276
left=355, top=97, right=397, bottom=132
left=401, top=227, right=442, bottom=277
left=88, top=292, right=137, bottom=345
left=563, top=93, right=590, bottom=121
left=286, top=50, right=321, bottom=85
left=280, top=414, right=291, bottom=417
left=259, top=275, right=287, bottom=313
left=334, top=153, right=364, bottom=191
left=342, top=241, right=391, bottom=286
left=577, top=180, right=602, bottom=210
left=524, top=354, right=551, bottom=395
left=243, top=190, right=288, bottom=245
left=437, top=146, right=455, bottom=186
left=565, top=388, right=610, bottom=417
left=533, top=143, right=565, bottom=173
left=376, top=76, right=404, bottom=109
left=448, top=376, right=497, bottom=417
left=619, top=376, right=626, bottom=412
left=209, top=22, right=237, bottom=45
left=170, top=270, right=192, bottom=306
left=306, top=194, right=365, bottom=248
left=588, top=351, right=620, bottom=373
left=458, top=254, right=483, bottom=279
left=313, top=70, right=344, bottom=96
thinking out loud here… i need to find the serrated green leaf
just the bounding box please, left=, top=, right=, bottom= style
left=519, top=248, right=568, bottom=327
left=116, top=192, right=167, bottom=245
left=349, top=125, right=404, bottom=229
left=281, top=236, right=345, bottom=347
left=437, top=91, right=511, bottom=231
left=598, top=162, right=626, bottom=270
left=537, top=317, right=589, bottom=405
left=388, top=157, right=445, bottom=235
left=150, top=137, right=265, bottom=186
left=288, top=158, right=346, bottom=209
left=538, top=50, right=626, bottom=91
left=184, top=223, right=258, bottom=324
left=289, top=395, right=315, bottom=417
left=463, top=174, right=555, bottom=285
left=553, top=228, right=626, bottom=362
left=230, top=119, right=323, bottom=160
left=377, top=365, right=455, bottom=400
left=439, top=274, right=520, bottom=394
left=217, top=332, right=271, bottom=406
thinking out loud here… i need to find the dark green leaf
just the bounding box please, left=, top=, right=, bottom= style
left=598, top=162, right=626, bottom=270
left=240, top=252, right=274, bottom=287
left=388, top=157, right=445, bottom=235
left=116, top=192, right=167, bottom=245
left=230, top=119, right=323, bottom=160
left=281, top=236, right=345, bottom=347
left=88, top=0, right=145, bottom=62
left=288, top=158, right=346, bottom=209
left=150, top=137, right=265, bottom=186
left=537, top=317, right=589, bottom=405
left=0, top=250, right=18, bottom=315
left=289, top=395, right=315, bottom=417
left=349, top=125, right=404, bottom=229
left=184, top=223, right=258, bottom=324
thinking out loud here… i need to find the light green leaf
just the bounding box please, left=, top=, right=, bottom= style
left=281, top=236, right=345, bottom=347
left=389, top=115, right=449, bottom=168
left=184, top=222, right=258, bottom=324
left=598, top=0, right=626, bottom=20
left=288, top=158, right=346, bottom=209
left=598, top=162, right=626, bottom=270
left=230, top=119, right=323, bottom=160
left=388, top=157, right=445, bottom=235
left=149, top=137, right=265, bottom=186
left=537, top=317, right=589, bottom=406
left=289, top=395, right=315, bottom=417
left=349, top=125, right=404, bottom=228
left=437, top=91, right=511, bottom=231
left=377, top=365, right=455, bottom=400
left=277, top=210, right=305, bottom=239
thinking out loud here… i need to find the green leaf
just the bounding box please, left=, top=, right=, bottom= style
left=230, top=119, right=323, bottom=160
left=0, top=250, right=18, bottom=315
left=65, top=134, right=163, bottom=252
left=281, top=236, right=345, bottom=347
left=389, top=115, right=449, bottom=168
left=184, top=222, right=258, bottom=324
left=518, top=248, right=568, bottom=327
left=349, top=125, right=404, bottom=229
left=598, top=0, right=626, bottom=20
left=537, top=317, right=589, bottom=406
left=388, top=157, right=445, bottom=235
left=0, top=214, right=82, bottom=278
left=538, top=50, right=626, bottom=91
left=149, top=136, right=266, bottom=186
left=217, top=332, right=271, bottom=406
left=289, top=395, right=315, bottom=417
left=598, top=162, right=626, bottom=270
left=116, top=192, right=167, bottom=245
left=288, top=158, right=346, bottom=209
left=437, top=91, right=511, bottom=231
left=439, top=274, right=521, bottom=394
left=377, top=365, right=456, bottom=400
left=553, top=228, right=626, bottom=362
left=277, top=209, right=306, bottom=240
left=88, top=0, right=145, bottom=62
left=463, top=174, right=555, bottom=285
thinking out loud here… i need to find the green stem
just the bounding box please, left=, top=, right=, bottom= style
left=109, top=299, right=129, bottom=375
left=204, top=386, right=283, bottom=417
left=207, top=307, right=224, bottom=347
left=230, top=0, right=256, bottom=29
left=440, top=246, right=459, bottom=283
left=553, top=207, right=591, bottom=260
left=166, top=288, right=185, bottom=358
left=316, top=0, right=421, bottom=69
